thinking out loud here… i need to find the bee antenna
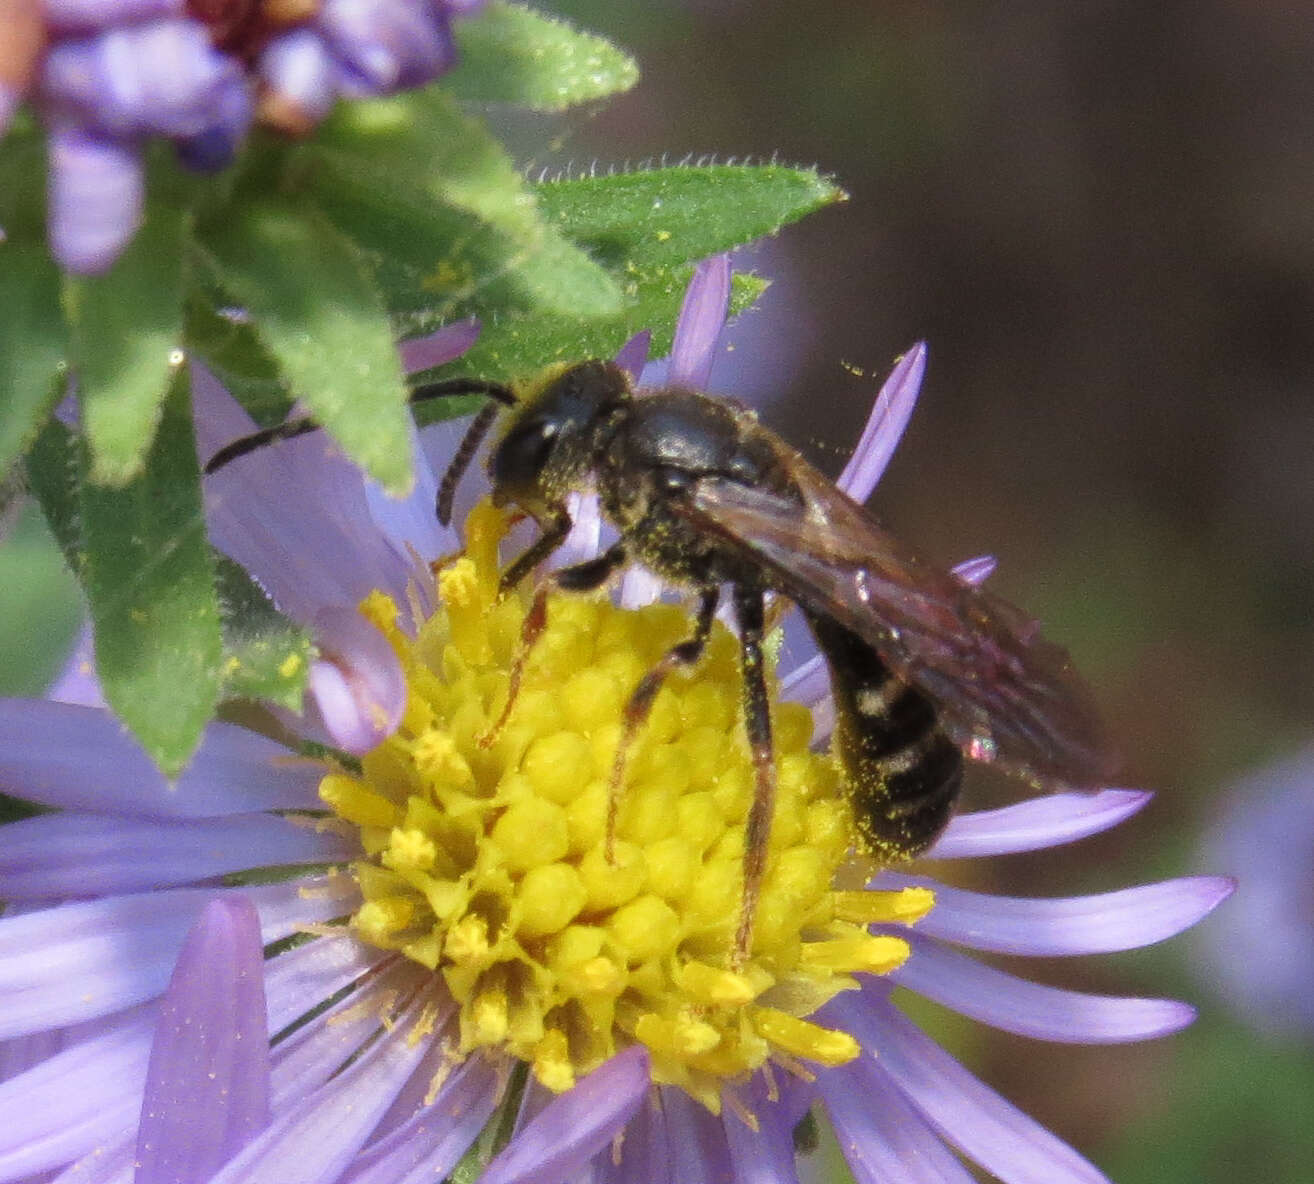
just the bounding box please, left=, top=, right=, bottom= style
left=204, top=377, right=515, bottom=478
left=424, top=380, right=517, bottom=527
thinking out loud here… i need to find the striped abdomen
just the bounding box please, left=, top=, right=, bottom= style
left=805, top=613, right=962, bottom=861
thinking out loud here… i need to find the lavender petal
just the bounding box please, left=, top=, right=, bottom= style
left=836, top=343, right=927, bottom=503
left=667, top=255, right=731, bottom=390
left=0, top=877, right=355, bottom=1038
left=887, top=934, right=1197, bottom=1043
left=308, top=608, right=408, bottom=754
left=46, top=624, right=104, bottom=707
left=0, top=812, right=355, bottom=899
left=0, top=1006, right=152, bottom=1180
left=821, top=1053, right=977, bottom=1184
left=951, top=554, right=997, bottom=586
left=135, top=898, right=270, bottom=1184
left=318, top=0, right=455, bottom=94
left=614, top=330, right=652, bottom=381
left=262, top=934, right=384, bottom=1037
left=195, top=364, right=419, bottom=620
left=0, top=700, right=322, bottom=817
left=830, top=988, right=1113, bottom=1184
left=47, top=127, right=142, bottom=274
left=339, top=1054, right=501, bottom=1184
left=880, top=872, right=1235, bottom=956
left=397, top=319, right=481, bottom=374
left=206, top=995, right=434, bottom=1184
left=723, top=1074, right=802, bottom=1184
left=481, top=1046, right=651, bottom=1184
left=44, top=0, right=182, bottom=32
left=658, top=1086, right=735, bottom=1184
left=927, top=789, right=1153, bottom=859
left=257, top=29, right=339, bottom=132
left=590, top=1091, right=669, bottom=1184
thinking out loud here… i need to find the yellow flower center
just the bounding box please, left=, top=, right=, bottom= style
left=320, top=500, right=932, bottom=1111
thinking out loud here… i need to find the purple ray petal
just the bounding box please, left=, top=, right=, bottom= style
left=951, top=554, right=996, bottom=586
left=339, top=1053, right=501, bottom=1184
left=135, top=898, right=270, bottom=1184
left=46, top=623, right=104, bottom=707
left=879, top=873, right=1235, bottom=956
left=53, top=1133, right=136, bottom=1183
left=0, top=812, right=355, bottom=899
left=257, top=29, right=338, bottom=131
left=887, top=934, right=1197, bottom=1043
left=723, top=1074, right=802, bottom=1184
left=44, top=0, right=183, bottom=32
left=830, top=989, right=1114, bottom=1184
left=821, top=1053, right=977, bottom=1184
left=927, top=790, right=1153, bottom=859
left=0, top=700, right=323, bottom=818
left=590, top=1091, right=669, bottom=1184
left=318, top=0, right=455, bottom=93
left=668, top=255, right=731, bottom=390
left=0, top=1005, right=152, bottom=1180
left=550, top=492, right=603, bottom=569
left=655, top=1086, right=735, bottom=1183
left=206, top=994, right=434, bottom=1184
left=195, top=365, right=418, bottom=620
left=262, top=935, right=385, bottom=1036
left=836, top=343, right=926, bottom=503
left=481, top=1046, right=651, bottom=1184
left=47, top=126, right=142, bottom=274
left=780, top=652, right=828, bottom=706
left=308, top=608, right=407, bottom=754
left=397, top=318, right=481, bottom=375
left=0, top=877, right=356, bottom=1038
left=614, top=330, right=651, bottom=381
left=619, top=565, right=664, bottom=609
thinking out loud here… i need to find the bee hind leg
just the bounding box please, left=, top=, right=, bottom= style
left=732, top=583, right=775, bottom=969
left=606, top=585, right=719, bottom=861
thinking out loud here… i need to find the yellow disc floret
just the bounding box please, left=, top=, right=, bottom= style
left=322, top=499, right=928, bottom=1111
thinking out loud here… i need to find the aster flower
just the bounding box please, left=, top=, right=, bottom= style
left=1, top=0, right=482, bottom=273
left=0, top=260, right=1230, bottom=1183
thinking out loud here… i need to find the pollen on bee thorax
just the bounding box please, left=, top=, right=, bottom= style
left=319, top=499, right=932, bottom=1111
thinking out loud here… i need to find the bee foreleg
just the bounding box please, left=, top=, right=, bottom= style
left=606, top=585, right=719, bottom=862
left=479, top=538, right=627, bottom=748
left=732, top=583, right=775, bottom=968
left=497, top=508, right=573, bottom=596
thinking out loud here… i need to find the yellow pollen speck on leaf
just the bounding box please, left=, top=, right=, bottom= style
left=319, top=498, right=932, bottom=1109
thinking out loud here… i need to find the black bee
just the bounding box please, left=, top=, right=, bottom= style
left=208, top=358, right=1116, bottom=964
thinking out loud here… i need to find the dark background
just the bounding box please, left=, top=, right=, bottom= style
left=3, top=2, right=1311, bottom=1180
left=532, top=2, right=1314, bottom=1180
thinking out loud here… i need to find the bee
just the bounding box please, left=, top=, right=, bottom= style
left=208, top=357, right=1116, bottom=964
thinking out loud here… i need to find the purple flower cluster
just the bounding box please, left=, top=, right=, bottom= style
left=0, top=262, right=1232, bottom=1182
left=0, top=0, right=483, bottom=273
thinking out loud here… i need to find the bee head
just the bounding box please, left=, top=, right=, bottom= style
left=487, top=359, right=631, bottom=519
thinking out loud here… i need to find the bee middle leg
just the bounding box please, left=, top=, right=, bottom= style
left=732, top=583, right=774, bottom=968
left=479, top=537, right=628, bottom=747
left=606, top=585, right=720, bottom=860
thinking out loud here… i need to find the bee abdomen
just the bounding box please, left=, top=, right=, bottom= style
left=805, top=613, right=962, bottom=862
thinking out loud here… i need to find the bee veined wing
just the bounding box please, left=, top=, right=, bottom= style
left=683, top=460, right=1117, bottom=788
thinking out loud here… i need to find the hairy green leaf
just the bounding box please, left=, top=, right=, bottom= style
left=535, top=162, right=844, bottom=271
left=68, top=204, right=187, bottom=485
left=79, top=366, right=222, bottom=777
left=215, top=555, right=313, bottom=710
left=0, top=245, right=68, bottom=476
left=446, top=3, right=639, bottom=110
left=198, top=200, right=414, bottom=494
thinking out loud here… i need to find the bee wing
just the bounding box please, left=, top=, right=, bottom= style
left=683, top=458, right=1117, bottom=787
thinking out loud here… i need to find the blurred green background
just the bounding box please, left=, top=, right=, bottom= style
left=5, top=1, right=1312, bottom=1180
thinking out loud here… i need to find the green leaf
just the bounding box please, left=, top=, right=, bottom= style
left=67, top=203, right=188, bottom=485
left=78, top=365, right=222, bottom=777
left=197, top=200, right=414, bottom=494
left=308, top=89, right=622, bottom=321
left=535, top=162, right=844, bottom=272
left=0, top=244, right=68, bottom=476
left=215, top=555, right=312, bottom=710
left=445, top=3, right=639, bottom=110
left=25, top=417, right=82, bottom=571
left=0, top=128, right=48, bottom=244
left=182, top=294, right=292, bottom=427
